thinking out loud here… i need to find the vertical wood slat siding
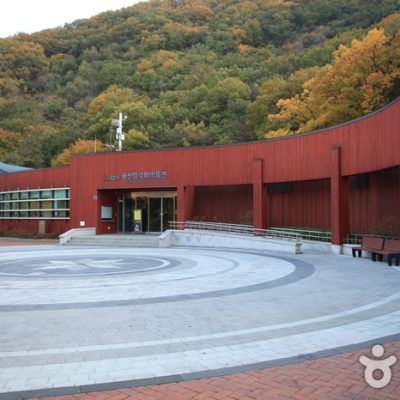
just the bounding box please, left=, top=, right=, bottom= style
left=70, top=96, right=399, bottom=193
left=193, top=185, right=252, bottom=224
left=268, top=179, right=331, bottom=229
left=349, top=167, right=400, bottom=233
left=0, top=167, right=70, bottom=190
left=0, top=219, right=70, bottom=236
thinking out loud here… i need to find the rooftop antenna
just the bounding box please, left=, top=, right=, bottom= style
left=106, top=144, right=116, bottom=151
left=111, top=113, right=127, bottom=151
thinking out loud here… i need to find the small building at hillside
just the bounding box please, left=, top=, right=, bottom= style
left=0, top=99, right=399, bottom=245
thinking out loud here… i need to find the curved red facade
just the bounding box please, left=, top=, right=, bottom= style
left=1, top=98, right=399, bottom=244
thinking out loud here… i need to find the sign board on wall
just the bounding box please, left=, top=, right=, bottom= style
left=103, top=171, right=168, bottom=182
left=134, top=209, right=142, bottom=233
left=101, top=206, right=113, bottom=220
left=134, top=209, right=142, bottom=221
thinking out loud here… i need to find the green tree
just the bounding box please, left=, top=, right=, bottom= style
left=85, top=85, right=146, bottom=141
left=124, top=129, right=152, bottom=150
left=171, top=120, right=211, bottom=146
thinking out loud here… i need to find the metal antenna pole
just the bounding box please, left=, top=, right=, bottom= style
left=117, top=112, right=123, bottom=151
left=112, top=113, right=126, bottom=152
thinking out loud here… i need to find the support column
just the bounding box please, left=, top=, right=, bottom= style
left=253, top=159, right=267, bottom=230
left=330, top=147, right=350, bottom=246
left=177, top=186, right=195, bottom=227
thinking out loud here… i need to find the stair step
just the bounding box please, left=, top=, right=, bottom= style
left=66, top=234, right=160, bottom=247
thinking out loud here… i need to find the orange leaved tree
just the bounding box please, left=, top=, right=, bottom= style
left=266, top=24, right=400, bottom=137
left=51, top=139, right=106, bottom=166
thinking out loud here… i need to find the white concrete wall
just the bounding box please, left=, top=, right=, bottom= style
left=342, top=243, right=372, bottom=258
left=300, top=240, right=332, bottom=253
left=59, top=228, right=96, bottom=245
left=159, top=230, right=301, bottom=254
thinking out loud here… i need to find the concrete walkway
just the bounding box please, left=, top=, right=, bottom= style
left=27, top=339, right=400, bottom=399
left=0, top=243, right=399, bottom=399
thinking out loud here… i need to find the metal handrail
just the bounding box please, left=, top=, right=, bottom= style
left=344, top=232, right=400, bottom=245
left=168, top=221, right=301, bottom=241
left=169, top=222, right=400, bottom=244
left=269, top=227, right=332, bottom=242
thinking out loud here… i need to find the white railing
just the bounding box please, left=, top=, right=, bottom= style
left=168, top=221, right=301, bottom=241
left=269, top=227, right=332, bottom=242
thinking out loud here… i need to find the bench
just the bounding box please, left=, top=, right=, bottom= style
left=371, top=239, right=400, bottom=266
left=352, top=237, right=384, bottom=258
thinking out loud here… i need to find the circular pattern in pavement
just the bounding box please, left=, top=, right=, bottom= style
left=0, top=245, right=399, bottom=397
left=0, top=254, right=175, bottom=277
left=0, top=248, right=308, bottom=309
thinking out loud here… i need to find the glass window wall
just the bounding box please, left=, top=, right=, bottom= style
left=0, top=188, right=70, bottom=220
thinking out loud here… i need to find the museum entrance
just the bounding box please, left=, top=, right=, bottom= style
left=118, top=191, right=176, bottom=233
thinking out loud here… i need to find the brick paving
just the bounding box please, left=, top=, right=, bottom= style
left=29, top=340, right=400, bottom=400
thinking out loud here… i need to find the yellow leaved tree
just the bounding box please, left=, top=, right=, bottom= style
left=51, top=139, right=106, bottom=166
left=266, top=24, right=400, bottom=138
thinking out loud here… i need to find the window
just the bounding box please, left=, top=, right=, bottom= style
left=40, top=190, right=53, bottom=199
left=0, top=187, right=70, bottom=220
left=54, top=189, right=68, bottom=199
left=267, top=182, right=293, bottom=193
left=101, top=206, right=113, bottom=220
left=41, top=200, right=52, bottom=218
left=350, top=173, right=369, bottom=190
left=54, top=210, right=69, bottom=218
left=54, top=200, right=68, bottom=209
left=29, top=210, right=40, bottom=218
left=20, top=201, right=29, bottom=218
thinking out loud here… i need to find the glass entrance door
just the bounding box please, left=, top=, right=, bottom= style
left=119, top=192, right=176, bottom=233
left=136, top=197, right=149, bottom=232
left=149, top=197, right=175, bottom=232
left=149, top=198, right=161, bottom=232
left=124, top=198, right=134, bottom=232
left=162, top=197, right=174, bottom=231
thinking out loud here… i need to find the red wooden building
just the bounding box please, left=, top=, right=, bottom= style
left=1, top=98, right=399, bottom=245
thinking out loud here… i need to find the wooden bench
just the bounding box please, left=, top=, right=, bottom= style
left=371, top=239, right=400, bottom=266
left=352, top=237, right=384, bottom=258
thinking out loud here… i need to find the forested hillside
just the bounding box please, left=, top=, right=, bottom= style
left=1, top=0, right=400, bottom=167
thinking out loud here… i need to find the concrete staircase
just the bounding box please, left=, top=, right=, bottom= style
left=66, top=234, right=160, bottom=248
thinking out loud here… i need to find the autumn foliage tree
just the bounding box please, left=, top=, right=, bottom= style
left=51, top=139, right=106, bottom=166
left=0, top=129, right=21, bottom=163
left=1, top=1, right=400, bottom=167
left=266, top=24, right=400, bottom=137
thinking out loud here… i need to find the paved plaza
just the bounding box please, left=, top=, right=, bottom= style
left=0, top=241, right=399, bottom=399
